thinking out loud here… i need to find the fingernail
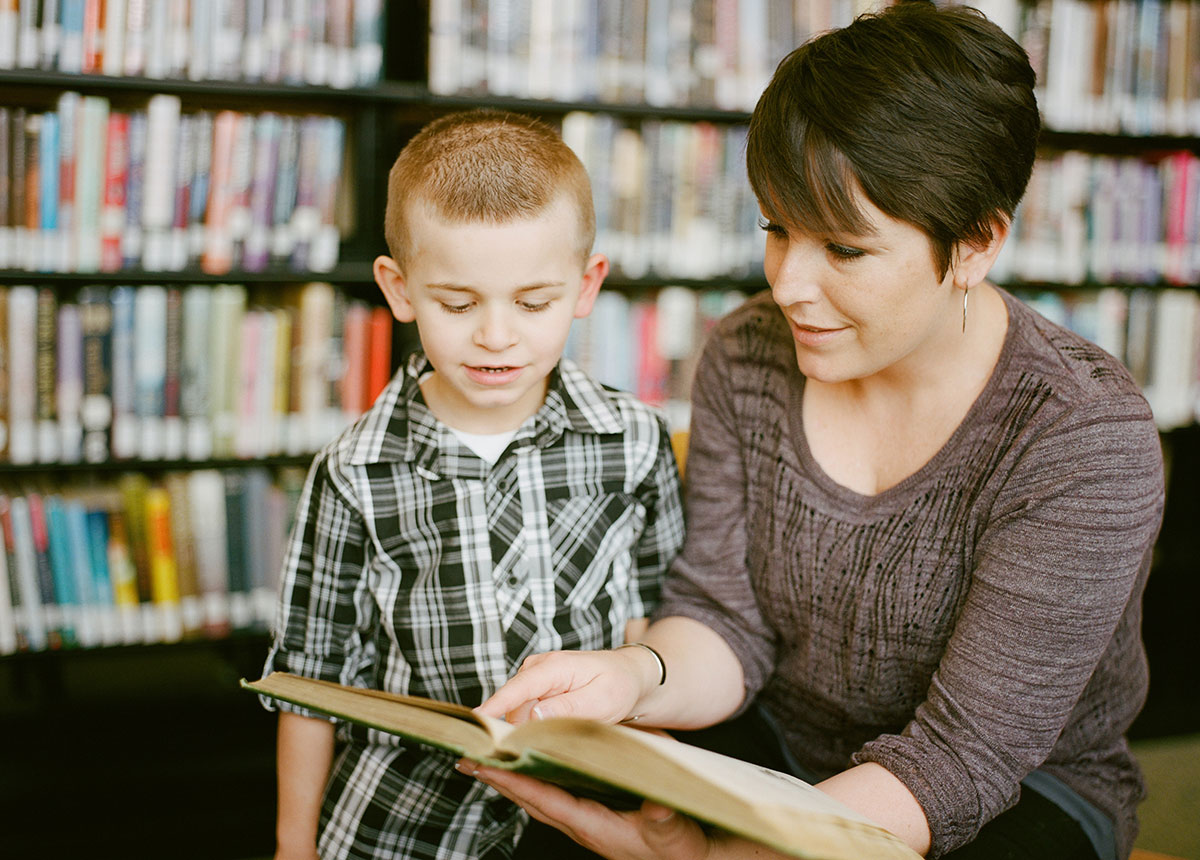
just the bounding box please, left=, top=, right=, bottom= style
left=531, top=704, right=546, bottom=720
left=454, top=761, right=478, bottom=776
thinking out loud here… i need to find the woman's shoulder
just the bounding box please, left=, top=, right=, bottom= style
left=999, top=289, right=1154, bottom=426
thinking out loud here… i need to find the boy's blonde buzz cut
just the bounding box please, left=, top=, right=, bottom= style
left=384, top=109, right=596, bottom=269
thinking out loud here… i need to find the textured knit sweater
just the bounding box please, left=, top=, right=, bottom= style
left=657, top=289, right=1164, bottom=858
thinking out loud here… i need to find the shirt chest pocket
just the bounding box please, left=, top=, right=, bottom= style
left=545, top=490, right=644, bottom=608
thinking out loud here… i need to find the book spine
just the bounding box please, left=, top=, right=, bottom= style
left=81, top=0, right=101, bottom=72
left=55, top=91, right=78, bottom=272
left=10, top=107, right=27, bottom=271
left=64, top=498, right=101, bottom=645
left=366, top=305, right=393, bottom=407
left=202, top=109, right=237, bottom=274
left=141, top=93, right=181, bottom=271
left=101, top=0, right=128, bottom=76
left=109, top=284, right=137, bottom=459
left=123, top=0, right=146, bottom=75
left=16, top=0, right=38, bottom=68
left=7, top=496, right=47, bottom=650
left=133, top=284, right=167, bottom=460
left=58, top=0, right=84, bottom=73
left=162, top=286, right=185, bottom=459
left=56, top=301, right=84, bottom=463
left=166, top=111, right=195, bottom=271
left=84, top=507, right=120, bottom=645
left=26, top=493, right=63, bottom=648
left=116, top=473, right=154, bottom=640
left=185, top=469, right=230, bottom=635
left=244, top=111, right=280, bottom=272
left=0, top=107, right=9, bottom=270
left=79, top=285, right=113, bottom=463
left=0, top=494, right=16, bottom=654
left=73, top=96, right=107, bottom=273
left=122, top=110, right=147, bottom=269
left=100, top=111, right=128, bottom=272
left=144, top=486, right=183, bottom=642
left=163, top=473, right=202, bottom=635
left=35, top=287, right=59, bottom=462
left=180, top=284, right=213, bottom=460
left=353, top=0, right=382, bottom=86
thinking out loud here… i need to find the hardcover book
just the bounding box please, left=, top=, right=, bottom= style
left=245, top=672, right=921, bottom=860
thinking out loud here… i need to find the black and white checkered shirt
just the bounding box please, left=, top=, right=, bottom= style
left=263, top=352, right=685, bottom=860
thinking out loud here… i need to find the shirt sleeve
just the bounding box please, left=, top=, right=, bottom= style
left=261, top=451, right=380, bottom=719
left=853, top=397, right=1164, bottom=857
left=627, top=413, right=687, bottom=619
left=655, top=331, right=779, bottom=707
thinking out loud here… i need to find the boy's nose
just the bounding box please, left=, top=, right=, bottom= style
left=474, top=311, right=519, bottom=351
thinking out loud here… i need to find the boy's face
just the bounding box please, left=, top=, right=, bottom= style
left=375, top=195, right=607, bottom=433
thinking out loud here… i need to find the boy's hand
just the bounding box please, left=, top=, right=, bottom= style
left=477, top=648, right=656, bottom=725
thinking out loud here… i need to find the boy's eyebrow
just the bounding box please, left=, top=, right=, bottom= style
left=425, top=281, right=566, bottom=293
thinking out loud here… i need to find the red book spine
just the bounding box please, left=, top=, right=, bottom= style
left=366, top=306, right=393, bottom=406
left=100, top=111, right=128, bottom=272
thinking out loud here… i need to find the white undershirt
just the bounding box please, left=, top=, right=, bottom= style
left=448, top=427, right=518, bottom=465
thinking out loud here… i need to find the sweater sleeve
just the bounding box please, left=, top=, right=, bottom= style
left=853, top=396, right=1163, bottom=857
left=655, top=330, right=779, bottom=707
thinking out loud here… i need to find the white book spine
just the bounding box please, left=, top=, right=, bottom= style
left=9, top=497, right=47, bottom=651
left=7, top=286, right=37, bottom=465
left=102, top=0, right=128, bottom=75
left=141, top=94, right=181, bottom=271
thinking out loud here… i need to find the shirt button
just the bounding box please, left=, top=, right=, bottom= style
left=506, top=575, right=520, bottom=587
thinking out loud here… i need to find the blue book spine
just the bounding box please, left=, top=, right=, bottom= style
left=43, top=495, right=78, bottom=646
left=85, top=509, right=113, bottom=608
left=39, top=112, right=60, bottom=237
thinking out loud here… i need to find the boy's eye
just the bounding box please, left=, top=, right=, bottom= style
left=825, top=241, right=865, bottom=260
left=519, top=300, right=552, bottom=312
left=439, top=302, right=473, bottom=314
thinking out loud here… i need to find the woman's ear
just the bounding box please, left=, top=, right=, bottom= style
left=374, top=255, right=417, bottom=323
left=951, top=217, right=1012, bottom=291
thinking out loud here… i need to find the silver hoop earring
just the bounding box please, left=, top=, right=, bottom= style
left=962, top=288, right=969, bottom=333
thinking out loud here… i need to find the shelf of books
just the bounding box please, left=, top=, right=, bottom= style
left=0, top=1, right=1196, bottom=639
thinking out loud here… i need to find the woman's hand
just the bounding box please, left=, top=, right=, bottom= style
left=477, top=647, right=656, bottom=724
left=462, top=762, right=721, bottom=860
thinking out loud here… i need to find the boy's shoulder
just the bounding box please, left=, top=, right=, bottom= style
left=320, top=358, right=422, bottom=471
left=555, top=359, right=669, bottom=440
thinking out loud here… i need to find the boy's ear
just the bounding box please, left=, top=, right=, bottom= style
left=951, top=217, right=1011, bottom=291
left=573, top=253, right=610, bottom=319
left=374, top=255, right=416, bottom=323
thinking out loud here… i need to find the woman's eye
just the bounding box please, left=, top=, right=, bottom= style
left=757, top=217, right=787, bottom=237
left=826, top=242, right=865, bottom=260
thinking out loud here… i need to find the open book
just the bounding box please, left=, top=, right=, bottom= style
left=244, top=672, right=920, bottom=860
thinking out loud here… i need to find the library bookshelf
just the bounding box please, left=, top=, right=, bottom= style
left=1, top=1, right=1198, bottom=857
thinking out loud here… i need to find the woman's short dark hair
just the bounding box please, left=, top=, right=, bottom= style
left=746, top=0, right=1039, bottom=278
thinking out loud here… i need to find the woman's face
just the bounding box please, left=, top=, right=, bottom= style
left=762, top=191, right=961, bottom=385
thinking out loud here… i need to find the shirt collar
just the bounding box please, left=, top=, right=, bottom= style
left=339, top=351, right=624, bottom=476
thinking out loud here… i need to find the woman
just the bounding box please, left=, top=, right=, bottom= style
left=468, top=4, right=1164, bottom=859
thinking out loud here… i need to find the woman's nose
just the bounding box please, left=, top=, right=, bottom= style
left=768, top=240, right=822, bottom=307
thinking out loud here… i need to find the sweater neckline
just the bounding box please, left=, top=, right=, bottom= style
left=786, top=288, right=1021, bottom=512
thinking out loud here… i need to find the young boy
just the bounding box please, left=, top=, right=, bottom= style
left=261, top=110, right=685, bottom=860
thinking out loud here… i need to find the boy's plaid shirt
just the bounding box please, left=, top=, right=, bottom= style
left=263, top=352, right=685, bottom=860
